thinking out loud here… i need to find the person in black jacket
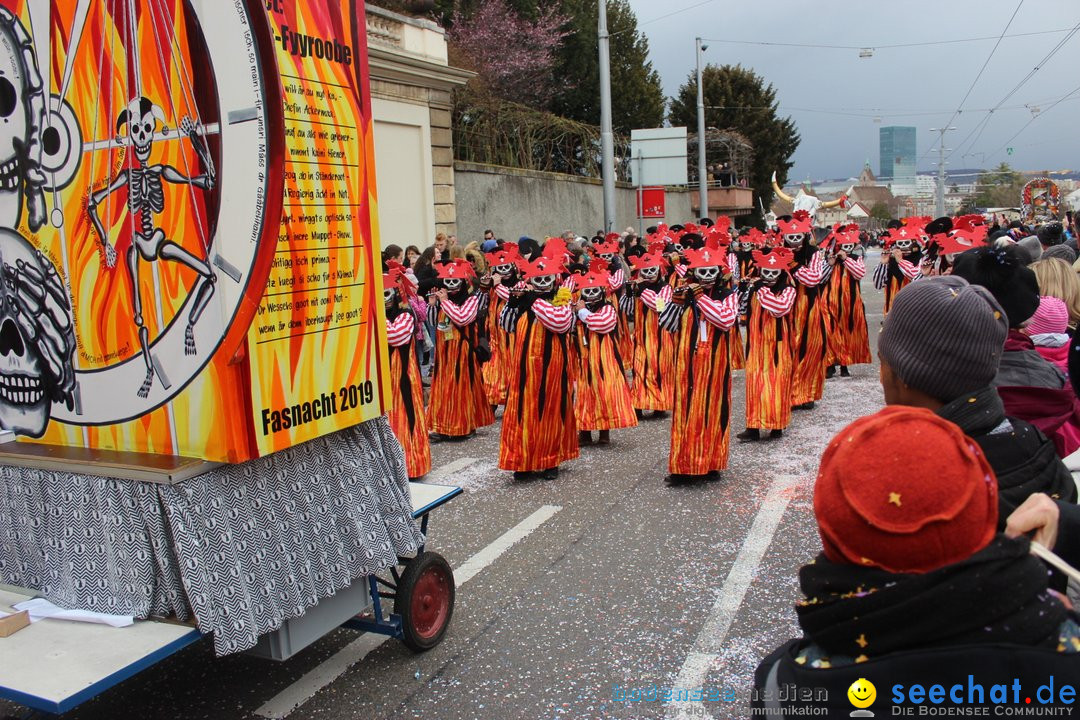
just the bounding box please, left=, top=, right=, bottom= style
left=877, top=276, right=1077, bottom=525
left=753, top=407, right=1080, bottom=717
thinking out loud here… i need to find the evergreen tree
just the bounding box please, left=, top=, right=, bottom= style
left=669, top=64, right=800, bottom=223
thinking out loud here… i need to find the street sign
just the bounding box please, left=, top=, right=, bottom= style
left=630, top=128, right=689, bottom=187
left=637, top=187, right=666, bottom=218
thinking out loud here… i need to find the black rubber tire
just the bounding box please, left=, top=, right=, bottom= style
left=394, top=551, right=455, bottom=652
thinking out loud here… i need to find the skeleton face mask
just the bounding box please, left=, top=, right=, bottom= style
left=694, top=266, right=721, bottom=285
left=895, top=239, right=913, bottom=252
left=783, top=233, right=804, bottom=248
left=581, top=286, right=604, bottom=304
left=639, top=267, right=659, bottom=282
left=531, top=274, right=556, bottom=292
left=840, top=243, right=856, bottom=254
left=383, top=288, right=396, bottom=307
left=600, top=253, right=615, bottom=263
left=672, top=243, right=684, bottom=254
left=760, top=268, right=782, bottom=286
left=443, top=278, right=464, bottom=293
left=495, top=263, right=514, bottom=276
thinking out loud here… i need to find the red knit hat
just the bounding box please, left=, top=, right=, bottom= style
left=814, top=406, right=998, bottom=574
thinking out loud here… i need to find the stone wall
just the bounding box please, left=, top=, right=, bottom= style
left=453, top=161, right=693, bottom=244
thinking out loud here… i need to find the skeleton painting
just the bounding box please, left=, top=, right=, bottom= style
left=87, top=97, right=218, bottom=398
left=0, top=8, right=76, bottom=437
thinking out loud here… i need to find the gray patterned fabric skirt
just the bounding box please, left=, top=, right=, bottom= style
left=0, top=418, right=423, bottom=655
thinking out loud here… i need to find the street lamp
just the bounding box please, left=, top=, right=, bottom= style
left=696, top=38, right=708, bottom=220
left=929, top=126, right=955, bottom=217
left=598, top=1, right=616, bottom=232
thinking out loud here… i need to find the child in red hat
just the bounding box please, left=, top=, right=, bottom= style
left=384, top=261, right=430, bottom=479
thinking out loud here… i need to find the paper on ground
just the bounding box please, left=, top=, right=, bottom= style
left=13, top=598, right=134, bottom=628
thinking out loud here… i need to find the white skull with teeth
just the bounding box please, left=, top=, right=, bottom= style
left=783, top=233, right=805, bottom=248
left=581, top=286, right=605, bottom=303
left=760, top=268, right=782, bottom=285
left=494, top=263, right=515, bottom=276
left=383, top=288, right=396, bottom=307
left=117, top=97, right=166, bottom=165
left=639, top=266, right=659, bottom=282
left=443, top=278, right=464, bottom=292
left=895, top=239, right=913, bottom=252
left=694, top=266, right=720, bottom=284
left=0, top=8, right=45, bottom=231
left=531, top=274, right=556, bottom=292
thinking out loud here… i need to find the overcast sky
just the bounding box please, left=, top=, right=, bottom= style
left=625, top=0, right=1079, bottom=182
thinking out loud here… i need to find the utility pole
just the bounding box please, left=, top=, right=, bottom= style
left=696, top=37, right=708, bottom=220
left=598, top=1, right=616, bottom=232
left=930, top=126, right=955, bottom=217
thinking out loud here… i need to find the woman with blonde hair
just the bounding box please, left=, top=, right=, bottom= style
left=1031, top=257, right=1080, bottom=329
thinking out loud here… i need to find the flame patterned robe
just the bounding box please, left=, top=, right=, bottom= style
left=630, top=282, right=676, bottom=411
left=428, top=291, right=495, bottom=437
left=822, top=255, right=872, bottom=367
left=745, top=283, right=797, bottom=431
left=385, top=307, right=430, bottom=478
left=574, top=302, right=637, bottom=431
left=790, top=251, right=828, bottom=407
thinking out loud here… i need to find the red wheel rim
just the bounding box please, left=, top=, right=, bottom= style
left=410, top=565, right=451, bottom=639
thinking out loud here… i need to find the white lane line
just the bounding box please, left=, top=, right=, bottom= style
left=426, top=456, right=481, bottom=482
left=664, top=475, right=800, bottom=720
left=255, top=504, right=563, bottom=719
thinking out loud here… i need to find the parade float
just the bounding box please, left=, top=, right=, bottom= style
left=1021, top=177, right=1061, bottom=225
left=0, top=1, right=456, bottom=712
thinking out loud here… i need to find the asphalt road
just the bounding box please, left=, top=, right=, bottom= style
left=1, top=287, right=887, bottom=720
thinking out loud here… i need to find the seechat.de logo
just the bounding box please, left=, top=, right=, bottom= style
left=848, top=678, right=877, bottom=717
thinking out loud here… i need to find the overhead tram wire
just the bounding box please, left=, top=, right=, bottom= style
left=949, top=18, right=1080, bottom=161
left=983, top=82, right=1080, bottom=164
left=914, top=0, right=1024, bottom=168
left=699, top=27, right=1071, bottom=52
left=611, top=0, right=720, bottom=36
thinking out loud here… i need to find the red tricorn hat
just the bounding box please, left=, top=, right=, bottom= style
left=520, top=255, right=565, bottom=280
left=936, top=228, right=988, bottom=255
left=574, top=262, right=611, bottom=291
left=485, top=243, right=522, bottom=269
left=883, top=225, right=920, bottom=249
left=741, top=228, right=767, bottom=249
left=683, top=243, right=730, bottom=272
left=592, top=237, right=621, bottom=256
left=435, top=258, right=476, bottom=280
left=752, top=247, right=796, bottom=271
left=776, top=210, right=812, bottom=235
left=383, top=260, right=417, bottom=298
left=629, top=251, right=668, bottom=273
left=541, top=237, right=570, bottom=263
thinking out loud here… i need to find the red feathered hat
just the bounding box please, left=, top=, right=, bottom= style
left=752, top=247, right=796, bottom=271
left=542, top=237, right=570, bottom=263
left=936, top=228, right=988, bottom=256
left=741, top=228, right=767, bottom=249
left=574, top=261, right=611, bottom=291
left=520, top=255, right=565, bottom=280
left=883, top=225, right=920, bottom=249
left=592, top=237, right=621, bottom=256
left=776, top=210, right=812, bottom=235
left=952, top=214, right=987, bottom=233
left=435, top=258, right=476, bottom=281
left=383, top=260, right=417, bottom=299
left=629, top=251, right=668, bottom=273
left=485, top=243, right=522, bottom=269
left=683, top=241, right=730, bottom=271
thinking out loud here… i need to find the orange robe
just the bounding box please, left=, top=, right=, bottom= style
left=428, top=293, right=495, bottom=437
left=790, top=252, right=828, bottom=407
left=668, top=289, right=738, bottom=475
left=574, top=303, right=637, bottom=431
left=822, top=257, right=872, bottom=367
left=630, top=283, right=676, bottom=411
left=385, top=308, right=430, bottom=479
left=745, top=284, right=796, bottom=431
left=499, top=297, right=579, bottom=471
left=482, top=284, right=512, bottom=406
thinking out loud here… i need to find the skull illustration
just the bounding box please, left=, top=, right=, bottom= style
left=639, top=266, right=659, bottom=282
left=0, top=8, right=45, bottom=232
left=0, top=229, right=76, bottom=437
left=581, top=286, right=605, bottom=304
left=783, top=233, right=805, bottom=248
left=530, top=274, right=556, bottom=293
left=442, top=277, right=464, bottom=292
left=117, top=97, right=166, bottom=165
left=383, top=288, right=397, bottom=308
left=694, top=266, right=720, bottom=285
left=760, top=268, right=782, bottom=286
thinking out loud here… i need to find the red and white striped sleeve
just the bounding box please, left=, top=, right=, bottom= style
left=757, top=286, right=796, bottom=317
left=843, top=256, right=866, bottom=280
left=696, top=292, right=738, bottom=330
left=897, top=258, right=920, bottom=280
left=561, top=276, right=577, bottom=291
left=441, top=294, right=480, bottom=326
left=579, top=304, right=617, bottom=334
left=793, top=251, right=826, bottom=286
left=495, top=283, right=511, bottom=301
left=608, top=268, right=625, bottom=290
left=533, top=299, right=574, bottom=333
left=386, top=312, right=415, bottom=347
left=728, top=253, right=740, bottom=281
left=674, top=264, right=688, bottom=278
left=640, top=284, right=673, bottom=312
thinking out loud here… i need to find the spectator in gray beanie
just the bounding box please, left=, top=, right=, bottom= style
left=1042, top=244, right=1077, bottom=264
left=878, top=276, right=1076, bottom=537
left=1014, top=235, right=1043, bottom=265
left=952, top=245, right=1080, bottom=459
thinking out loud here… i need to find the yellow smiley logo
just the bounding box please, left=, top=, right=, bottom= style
left=848, top=678, right=876, bottom=709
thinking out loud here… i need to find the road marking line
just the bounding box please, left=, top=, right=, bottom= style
left=664, top=475, right=800, bottom=720
left=426, top=456, right=480, bottom=482
left=254, top=504, right=563, bottom=719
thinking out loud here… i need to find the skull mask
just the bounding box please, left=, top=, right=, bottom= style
left=383, top=288, right=397, bottom=308
left=117, top=97, right=166, bottom=165
left=638, top=266, right=659, bottom=282
left=0, top=229, right=75, bottom=437
left=840, top=242, right=856, bottom=254
left=600, top=253, right=615, bottom=263
left=783, top=233, right=805, bottom=248
left=694, top=266, right=721, bottom=285
left=672, top=243, right=684, bottom=254
left=494, top=263, right=515, bottom=276
left=443, top=278, right=464, bottom=293
left=895, top=239, right=913, bottom=253
left=760, top=268, right=782, bottom=286
left=581, top=286, right=605, bottom=305
left=531, top=274, right=556, bottom=293
left=730, top=240, right=741, bottom=253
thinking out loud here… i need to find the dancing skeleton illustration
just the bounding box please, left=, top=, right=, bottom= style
left=87, top=97, right=218, bottom=398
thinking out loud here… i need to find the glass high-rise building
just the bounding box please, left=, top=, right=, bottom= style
left=880, top=126, right=917, bottom=195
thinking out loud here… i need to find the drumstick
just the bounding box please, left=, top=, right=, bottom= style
left=1030, top=541, right=1080, bottom=585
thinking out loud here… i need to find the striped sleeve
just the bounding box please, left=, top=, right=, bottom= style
left=674, top=264, right=688, bottom=278
left=580, top=304, right=617, bottom=334
left=441, top=294, right=480, bottom=326
left=757, top=286, right=796, bottom=317
left=608, top=268, right=625, bottom=290
left=386, top=312, right=415, bottom=347
left=793, top=251, right=825, bottom=286
left=640, top=284, right=673, bottom=312
left=728, top=253, right=740, bottom=282
left=873, top=261, right=888, bottom=290
left=897, top=258, right=920, bottom=280
left=561, top=276, right=577, bottom=291
left=533, top=299, right=574, bottom=333
left=843, top=256, right=866, bottom=280
left=696, top=292, right=738, bottom=330
left=495, top=283, right=511, bottom=301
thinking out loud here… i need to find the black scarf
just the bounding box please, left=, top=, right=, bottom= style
left=796, top=536, right=1066, bottom=658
